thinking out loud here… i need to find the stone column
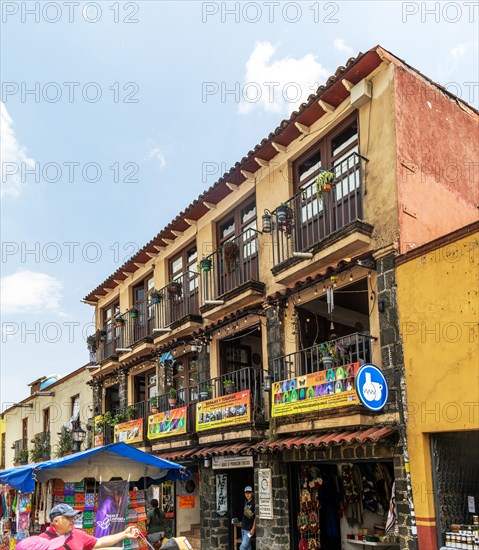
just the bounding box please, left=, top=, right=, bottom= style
left=197, top=342, right=211, bottom=382
left=118, top=368, right=129, bottom=408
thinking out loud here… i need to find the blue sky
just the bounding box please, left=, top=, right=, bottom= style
left=1, top=1, right=478, bottom=408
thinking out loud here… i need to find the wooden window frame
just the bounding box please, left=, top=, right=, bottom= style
left=169, top=245, right=198, bottom=280
left=43, top=407, right=50, bottom=433
left=216, top=196, right=256, bottom=247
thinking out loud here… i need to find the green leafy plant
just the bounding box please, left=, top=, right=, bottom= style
left=168, top=388, right=177, bottom=399
left=125, top=405, right=138, bottom=421
left=14, top=449, right=29, bottom=463
left=54, top=427, right=73, bottom=458
left=150, top=289, right=164, bottom=303
left=223, top=379, right=235, bottom=387
left=86, top=335, right=97, bottom=351
left=315, top=170, right=335, bottom=201
left=30, top=432, right=51, bottom=462
left=149, top=396, right=158, bottom=408
left=102, top=411, right=114, bottom=426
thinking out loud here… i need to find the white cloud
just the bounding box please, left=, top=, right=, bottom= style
left=0, top=102, right=35, bottom=199
left=1, top=270, right=64, bottom=315
left=450, top=44, right=467, bottom=59
left=333, top=39, right=354, bottom=55
left=238, top=42, right=330, bottom=115
left=148, top=147, right=166, bottom=169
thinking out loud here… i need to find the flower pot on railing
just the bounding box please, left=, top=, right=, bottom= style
left=200, top=258, right=212, bottom=272
left=315, top=170, right=335, bottom=201
left=130, top=307, right=139, bottom=319
left=168, top=281, right=182, bottom=298
left=199, top=386, right=213, bottom=401
left=115, top=315, right=125, bottom=327
left=150, top=289, right=164, bottom=304
left=276, top=203, right=293, bottom=234
left=149, top=397, right=159, bottom=414
left=168, top=388, right=177, bottom=408
left=223, top=380, right=235, bottom=394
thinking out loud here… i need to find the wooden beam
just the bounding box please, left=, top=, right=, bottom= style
left=318, top=100, right=335, bottom=113
left=113, top=280, right=123, bottom=285
left=123, top=272, right=134, bottom=278
left=342, top=79, right=354, bottom=92
left=204, top=202, right=217, bottom=210
left=226, top=182, right=239, bottom=191
left=255, top=157, right=269, bottom=168
left=184, top=218, right=196, bottom=226
left=153, top=245, right=165, bottom=252
left=146, top=252, right=158, bottom=259
left=103, top=287, right=115, bottom=293
left=162, top=238, right=175, bottom=245
left=294, top=122, right=310, bottom=135
left=241, top=170, right=255, bottom=180
left=134, top=262, right=145, bottom=268
left=171, top=230, right=183, bottom=238
left=272, top=142, right=287, bottom=153
left=94, top=294, right=104, bottom=300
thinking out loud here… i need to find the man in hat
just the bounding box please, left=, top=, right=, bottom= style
left=39, top=503, right=139, bottom=549
left=240, top=486, right=256, bottom=550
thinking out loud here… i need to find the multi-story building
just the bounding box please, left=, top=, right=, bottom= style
left=83, top=45, right=478, bottom=549
left=396, top=221, right=479, bottom=550
left=2, top=367, right=92, bottom=468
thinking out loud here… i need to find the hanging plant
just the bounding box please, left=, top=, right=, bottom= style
left=130, top=307, right=139, bottom=319
left=223, top=241, right=240, bottom=274
left=168, top=281, right=183, bottom=297
left=115, top=314, right=125, bottom=327
left=150, top=289, right=164, bottom=304
left=276, top=203, right=293, bottom=235
left=199, top=257, right=212, bottom=272
left=315, top=170, right=335, bottom=201
left=97, top=329, right=107, bottom=342
left=86, top=334, right=97, bottom=352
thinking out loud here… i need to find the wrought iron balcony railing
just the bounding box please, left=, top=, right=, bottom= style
left=30, top=431, right=51, bottom=461
left=200, top=228, right=261, bottom=306
left=271, top=332, right=374, bottom=381
left=271, top=152, right=366, bottom=267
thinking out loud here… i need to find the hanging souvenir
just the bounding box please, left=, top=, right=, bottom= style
left=297, top=511, right=309, bottom=533
left=308, top=538, right=320, bottom=549
left=308, top=511, right=319, bottom=533
left=301, top=489, right=312, bottom=510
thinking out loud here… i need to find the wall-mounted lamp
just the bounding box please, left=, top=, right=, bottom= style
left=263, top=374, right=273, bottom=392
left=203, top=457, right=211, bottom=468
left=262, top=210, right=272, bottom=233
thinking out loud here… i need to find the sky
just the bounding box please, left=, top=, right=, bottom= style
left=1, top=0, right=478, bottom=408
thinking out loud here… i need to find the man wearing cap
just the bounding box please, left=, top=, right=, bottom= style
left=39, top=503, right=139, bottom=549
left=240, top=486, right=256, bottom=550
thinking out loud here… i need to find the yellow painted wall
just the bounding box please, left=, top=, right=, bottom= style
left=396, top=231, right=479, bottom=524
left=3, top=369, right=93, bottom=468
left=0, top=416, right=6, bottom=469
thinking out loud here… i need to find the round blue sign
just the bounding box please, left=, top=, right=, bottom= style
left=355, top=364, right=389, bottom=412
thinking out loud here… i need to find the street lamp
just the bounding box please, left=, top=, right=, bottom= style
left=71, top=421, right=86, bottom=453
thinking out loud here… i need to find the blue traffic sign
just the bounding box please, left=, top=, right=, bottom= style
left=355, top=364, right=389, bottom=412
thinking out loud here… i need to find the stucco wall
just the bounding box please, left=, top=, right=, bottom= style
left=394, top=67, right=479, bottom=253
left=3, top=368, right=92, bottom=468
left=396, top=229, right=479, bottom=549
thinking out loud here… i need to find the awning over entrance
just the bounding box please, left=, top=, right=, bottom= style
left=252, top=426, right=397, bottom=453
left=157, top=442, right=255, bottom=462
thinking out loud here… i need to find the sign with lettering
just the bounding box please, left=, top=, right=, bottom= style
left=147, top=407, right=187, bottom=440
left=93, top=415, right=104, bottom=447
left=212, top=455, right=254, bottom=470
left=216, top=474, right=228, bottom=516
left=271, top=363, right=360, bottom=418
left=179, top=496, right=196, bottom=509
left=258, top=468, right=273, bottom=519
left=196, top=390, right=251, bottom=432
left=114, top=418, right=143, bottom=444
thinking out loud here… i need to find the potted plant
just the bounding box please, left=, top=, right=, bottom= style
left=168, top=281, right=182, bottom=298
left=319, top=341, right=337, bottom=369
left=315, top=170, right=335, bottom=201
left=199, top=257, right=212, bottom=272
left=102, top=411, right=114, bottom=427
left=199, top=386, right=213, bottom=401
left=223, top=379, right=235, bottom=394
left=125, top=405, right=137, bottom=421
left=14, top=449, right=29, bottom=464
left=150, top=289, right=164, bottom=304
left=115, top=313, right=125, bottom=327
left=223, top=241, right=240, bottom=274
left=54, top=427, right=74, bottom=458
left=98, top=329, right=107, bottom=342
left=149, top=396, right=159, bottom=414
left=130, top=307, right=139, bottom=319
left=168, top=388, right=178, bottom=408
left=86, top=334, right=97, bottom=352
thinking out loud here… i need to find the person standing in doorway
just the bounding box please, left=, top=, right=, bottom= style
left=240, top=486, right=256, bottom=550
left=147, top=498, right=166, bottom=547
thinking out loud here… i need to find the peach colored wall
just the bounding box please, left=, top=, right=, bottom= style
left=394, top=67, right=479, bottom=253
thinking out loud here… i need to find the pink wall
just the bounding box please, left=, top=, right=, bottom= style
left=394, top=67, right=479, bottom=253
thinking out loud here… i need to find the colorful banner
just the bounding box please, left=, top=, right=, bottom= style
left=178, top=496, right=195, bottom=509
left=114, top=418, right=143, bottom=444
left=94, top=480, right=129, bottom=538
left=196, top=390, right=251, bottom=432
left=147, top=407, right=187, bottom=440
left=271, top=362, right=360, bottom=418
left=93, top=415, right=104, bottom=447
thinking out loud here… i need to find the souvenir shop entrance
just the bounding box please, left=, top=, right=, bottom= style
left=289, top=460, right=396, bottom=550
left=226, top=467, right=254, bottom=550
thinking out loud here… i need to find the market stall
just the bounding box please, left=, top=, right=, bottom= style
left=0, top=442, right=189, bottom=548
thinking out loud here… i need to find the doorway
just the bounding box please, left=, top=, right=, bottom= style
left=228, top=468, right=255, bottom=550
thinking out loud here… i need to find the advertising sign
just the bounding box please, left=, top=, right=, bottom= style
left=271, top=363, right=360, bottom=418
left=216, top=474, right=228, bottom=516
left=94, top=480, right=129, bottom=538
left=113, top=418, right=143, bottom=444
left=212, top=455, right=254, bottom=470
left=179, top=496, right=195, bottom=509
left=147, top=407, right=187, bottom=440
left=93, top=415, right=104, bottom=447
left=196, top=390, right=251, bottom=432
left=355, top=364, right=389, bottom=411
left=258, top=468, right=273, bottom=519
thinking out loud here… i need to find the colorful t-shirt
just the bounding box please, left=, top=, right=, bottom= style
left=40, top=526, right=97, bottom=550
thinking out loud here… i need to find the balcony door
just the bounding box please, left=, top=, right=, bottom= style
left=102, top=300, right=120, bottom=356
left=133, top=275, right=154, bottom=341
left=217, top=199, right=257, bottom=294
left=168, top=246, right=198, bottom=324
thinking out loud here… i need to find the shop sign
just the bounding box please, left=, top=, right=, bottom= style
left=147, top=407, right=187, bottom=440
left=216, top=474, right=228, bottom=516
left=212, top=455, right=254, bottom=469
left=179, top=495, right=196, bottom=509
left=271, top=363, right=360, bottom=418
left=114, top=418, right=143, bottom=444
left=355, top=364, right=389, bottom=412
left=258, top=468, right=273, bottom=519
left=93, top=414, right=104, bottom=447
left=196, top=390, right=251, bottom=432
